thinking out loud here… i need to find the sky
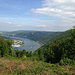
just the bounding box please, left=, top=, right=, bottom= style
left=0, top=0, right=75, bottom=31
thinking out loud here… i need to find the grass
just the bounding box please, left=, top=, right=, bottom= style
left=0, top=58, right=75, bottom=75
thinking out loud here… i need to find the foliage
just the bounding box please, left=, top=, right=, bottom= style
left=14, top=49, right=32, bottom=58
left=59, top=58, right=75, bottom=65
left=0, top=58, right=74, bottom=75
left=23, top=55, right=26, bottom=60
left=0, top=36, right=14, bottom=57
left=33, top=26, right=75, bottom=64
left=0, top=26, right=75, bottom=74
left=37, top=30, right=71, bottom=44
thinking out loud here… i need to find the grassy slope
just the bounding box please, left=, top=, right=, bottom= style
left=0, top=58, right=75, bottom=75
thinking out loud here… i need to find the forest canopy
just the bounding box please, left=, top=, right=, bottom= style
left=33, top=26, right=75, bottom=63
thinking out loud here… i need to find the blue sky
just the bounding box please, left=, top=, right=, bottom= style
left=0, top=0, right=75, bottom=31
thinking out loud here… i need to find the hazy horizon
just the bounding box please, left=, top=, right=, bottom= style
left=0, top=29, right=67, bottom=32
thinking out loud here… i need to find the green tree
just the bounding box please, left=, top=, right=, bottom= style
left=0, top=36, right=13, bottom=57
left=6, top=39, right=14, bottom=56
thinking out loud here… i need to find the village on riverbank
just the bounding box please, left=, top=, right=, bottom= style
left=12, top=39, right=24, bottom=48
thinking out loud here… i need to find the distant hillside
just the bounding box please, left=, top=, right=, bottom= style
left=36, top=30, right=71, bottom=44
left=33, top=28, right=75, bottom=63
left=2, top=30, right=53, bottom=41
left=2, top=30, right=71, bottom=44
left=33, top=30, right=71, bottom=55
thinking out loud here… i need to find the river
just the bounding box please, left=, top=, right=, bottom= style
left=2, top=35, right=41, bottom=52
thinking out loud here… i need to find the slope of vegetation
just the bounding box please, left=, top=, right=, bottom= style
left=36, top=30, right=71, bottom=44
left=0, top=58, right=75, bottom=75
left=33, top=27, right=75, bottom=63
left=0, top=27, right=75, bottom=75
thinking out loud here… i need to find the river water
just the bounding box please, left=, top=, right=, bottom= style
left=2, top=35, right=41, bottom=52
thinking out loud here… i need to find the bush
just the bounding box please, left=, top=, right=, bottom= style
left=63, top=58, right=73, bottom=65
left=59, top=58, right=74, bottom=65
left=59, top=59, right=64, bottom=65
left=32, top=56, right=40, bottom=61
left=3, top=54, right=12, bottom=59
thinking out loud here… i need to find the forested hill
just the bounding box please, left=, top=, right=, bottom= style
left=37, top=30, right=71, bottom=44
left=2, top=30, right=71, bottom=44
left=2, top=30, right=53, bottom=41
left=33, top=27, right=75, bottom=63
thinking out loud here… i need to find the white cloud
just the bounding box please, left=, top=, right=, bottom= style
left=32, top=0, right=75, bottom=26
left=8, top=22, right=12, bottom=24
left=17, top=25, right=24, bottom=26
left=43, top=0, right=75, bottom=6
left=36, top=24, right=47, bottom=27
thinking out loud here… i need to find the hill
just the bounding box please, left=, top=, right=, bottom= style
left=36, top=30, right=71, bottom=44
left=33, top=28, right=75, bottom=63
left=0, top=27, right=75, bottom=75
left=2, top=30, right=71, bottom=44
left=2, top=30, right=53, bottom=42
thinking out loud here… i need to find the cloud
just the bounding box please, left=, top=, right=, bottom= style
left=17, top=25, right=24, bottom=26
left=8, top=22, right=12, bottom=24
left=32, top=0, right=75, bottom=24
left=36, top=24, right=47, bottom=27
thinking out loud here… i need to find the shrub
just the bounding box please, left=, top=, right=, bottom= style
left=59, top=59, right=64, bottom=65
left=59, top=58, right=74, bottom=65
left=63, top=58, right=73, bottom=65
left=22, top=55, right=26, bottom=61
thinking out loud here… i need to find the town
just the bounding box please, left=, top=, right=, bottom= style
left=12, top=39, right=24, bottom=48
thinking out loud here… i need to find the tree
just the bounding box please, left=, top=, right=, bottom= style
left=0, top=36, right=13, bottom=57
left=6, top=39, right=14, bottom=56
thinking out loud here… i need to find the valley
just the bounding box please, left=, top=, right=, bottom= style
left=0, top=27, right=75, bottom=75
